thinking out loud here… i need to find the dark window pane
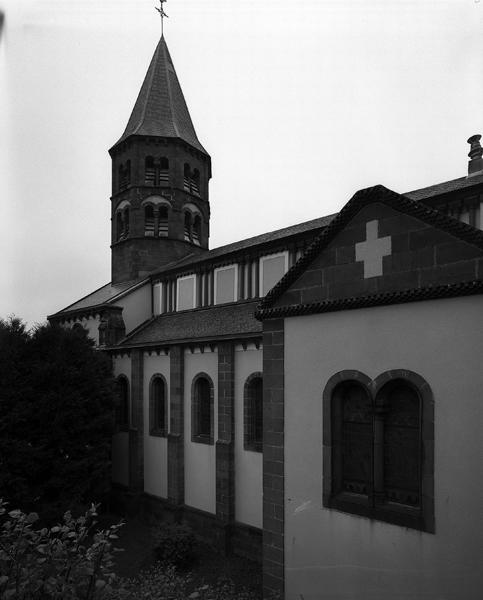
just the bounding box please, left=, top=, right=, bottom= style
left=153, top=378, right=166, bottom=431
left=339, top=384, right=372, bottom=496
left=196, top=378, right=211, bottom=437
left=116, top=377, right=129, bottom=427
left=383, top=383, right=421, bottom=506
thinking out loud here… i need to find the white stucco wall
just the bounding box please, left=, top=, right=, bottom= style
left=184, top=348, right=218, bottom=514
left=143, top=351, right=170, bottom=499
left=116, top=283, right=152, bottom=334
left=111, top=355, right=132, bottom=486
left=283, top=295, right=483, bottom=600
left=234, top=344, right=263, bottom=528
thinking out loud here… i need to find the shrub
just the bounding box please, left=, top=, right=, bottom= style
left=150, top=522, right=198, bottom=570
left=0, top=499, right=124, bottom=600
left=0, top=318, right=116, bottom=522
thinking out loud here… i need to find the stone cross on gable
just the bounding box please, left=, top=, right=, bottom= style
left=355, top=220, right=391, bottom=278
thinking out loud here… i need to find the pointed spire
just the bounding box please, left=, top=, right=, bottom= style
left=113, top=37, right=207, bottom=154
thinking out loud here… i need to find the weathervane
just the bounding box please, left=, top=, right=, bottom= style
left=155, top=0, right=168, bottom=37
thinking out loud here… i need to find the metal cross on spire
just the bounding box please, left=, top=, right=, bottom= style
left=155, top=0, right=168, bottom=37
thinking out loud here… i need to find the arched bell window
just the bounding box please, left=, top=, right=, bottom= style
left=145, top=156, right=155, bottom=185
left=158, top=205, right=169, bottom=237
left=116, top=211, right=124, bottom=241
left=184, top=211, right=192, bottom=241
left=144, top=205, right=155, bottom=236
left=192, top=215, right=201, bottom=245
left=123, top=208, right=130, bottom=236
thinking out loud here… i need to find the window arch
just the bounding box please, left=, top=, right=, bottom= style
left=144, top=205, right=155, bottom=236
left=158, top=205, right=169, bottom=237
left=115, top=375, right=129, bottom=430
left=184, top=211, right=192, bottom=242
left=183, top=163, right=191, bottom=191
left=192, top=215, right=201, bottom=245
left=322, top=370, right=434, bottom=532
left=191, top=373, right=214, bottom=444
left=149, top=375, right=167, bottom=436
left=159, top=157, right=169, bottom=185
left=123, top=208, right=130, bottom=236
left=244, top=373, right=263, bottom=452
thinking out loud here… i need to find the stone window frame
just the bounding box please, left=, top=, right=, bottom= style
left=244, top=372, right=263, bottom=453
left=191, top=372, right=215, bottom=445
left=115, top=374, right=130, bottom=432
left=149, top=373, right=168, bottom=437
left=322, top=369, right=434, bottom=533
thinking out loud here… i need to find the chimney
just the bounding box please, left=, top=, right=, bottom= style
left=467, top=134, right=483, bottom=176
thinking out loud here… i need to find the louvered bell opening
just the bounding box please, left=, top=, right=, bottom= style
left=158, top=207, right=168, bottom=237
left=159, top=170, right=169, bottom=185
left=124, top=209, right=130, bottom=235
left=192, top=216, right=201, bottom=245
left=184, top=212, right=192, bottom=242
left=191, top=170, right=200, bottom=196
left=145, top=157, right=156, bottom=185
left=144, top=206, right=155, bottom=236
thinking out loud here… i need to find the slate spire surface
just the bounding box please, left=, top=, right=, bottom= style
left=114, top=36, right=207, bottom=154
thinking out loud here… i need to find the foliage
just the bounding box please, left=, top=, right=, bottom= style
left=109, top=563, right=277, bottom=600
left=151, top=522, right=198, bottom=570
left=0, top=317, right=116, bottom=521
left=0, top=500, right=124, bottom=600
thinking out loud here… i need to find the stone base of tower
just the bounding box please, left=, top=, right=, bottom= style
left=111, top=237, right=207, bottom=283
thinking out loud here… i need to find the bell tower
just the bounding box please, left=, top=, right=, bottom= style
left=109, top=35, right=211, bottom=284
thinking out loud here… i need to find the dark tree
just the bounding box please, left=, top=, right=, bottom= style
left=0, top=318, right=115, bottom=521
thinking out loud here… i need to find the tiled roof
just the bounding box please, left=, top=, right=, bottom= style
left=120, top=301, right=261, bottom=347
left=112, top=37, right=207, bottom=154
left=53, top=279, right=145, bottom=315
left=152, top=214, right=337, bottom=277
left=404, top=172, right=483, bottom=201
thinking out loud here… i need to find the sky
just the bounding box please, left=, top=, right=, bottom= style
left=1, top=0, right=483, bottom=327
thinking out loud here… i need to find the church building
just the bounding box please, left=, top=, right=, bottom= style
left=48, top=28, right=483, bottom=600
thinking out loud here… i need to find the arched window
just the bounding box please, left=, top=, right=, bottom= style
left=150, top=375, right=167, bottom=436
left=158, top=205, right=169, bottom=237
left=192, top=169, right=200, bottom=195
left=183, top=163, right=191, bottom=191
left=191, top=374, right=214, bottom=444
left=126, top=160, right=131, bottom=185
left=244, top=373, right=263, bottom=452
left=184, top=211, right=192, bottom=242
left=116, top=211, right=123, bottom=240
left=115, top=376, right=129, bottom=429
left=377, top=380, right=421, bottom=507
left=144, top=205, right=155, bottom=236
left=323, top=370, right=434, bottom=532
left=159, top=157, right=169, bottom=185
left=145, top=156, right=155, bottom=185
left=124, top=208, right=130, bottom=236
left=192, top=215, right=201, bottom=245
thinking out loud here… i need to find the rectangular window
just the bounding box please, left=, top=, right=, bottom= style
left=214, top=265, right=238, bottom=305
left=177, top=275, right=196, bottom=311
left=260, top=252, right=288, bottom=296
left=153, top=283, right=162, bottom=315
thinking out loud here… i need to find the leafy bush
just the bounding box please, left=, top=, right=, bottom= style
left=151, top=522, right=198, bottom=570
left=0, top=499, right=124, bottom=600
left=110, top=564, right=277, bottom=600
